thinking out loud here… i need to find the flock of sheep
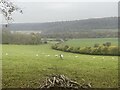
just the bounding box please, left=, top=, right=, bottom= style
left=4, top=52, right=115, bottom=60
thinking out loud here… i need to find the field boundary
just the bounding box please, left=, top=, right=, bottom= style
left=51, top=44, right=119, bottom=56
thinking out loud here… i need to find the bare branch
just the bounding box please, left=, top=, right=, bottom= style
left=0, top=0, right=23, bottom=24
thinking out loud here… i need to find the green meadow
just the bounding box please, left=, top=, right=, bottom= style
left=2, top=38, right=118, bottom=88
left=63, top=38, right=118, bottom=47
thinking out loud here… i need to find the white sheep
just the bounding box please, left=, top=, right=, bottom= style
left=112, top=57, right=114, bottom=59
left=47, top=55, right=50, bottom=56
left=6, top=53, right=8, bottom=55
left=36, top=54, right=38, bottom=56
left=93, top=57, right=95, bottom=59
left=75, top=56, right=78, bottom=58
left=60, top=54, right=63, bottom=59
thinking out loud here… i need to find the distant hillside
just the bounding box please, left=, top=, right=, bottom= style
left=2, top=17, right=117, bottom=31
left=2, top=17, right=118, bottom=38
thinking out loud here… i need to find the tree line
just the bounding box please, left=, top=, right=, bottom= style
left=2, top=30, right=44, bottom=45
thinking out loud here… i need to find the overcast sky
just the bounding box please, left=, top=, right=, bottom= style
left=2, top=1, right=118, bottom=23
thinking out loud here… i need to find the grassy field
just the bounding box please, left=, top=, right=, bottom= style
left=2, top=42, right=118, bottom=88
left=63, top=38, right=118, bottom=47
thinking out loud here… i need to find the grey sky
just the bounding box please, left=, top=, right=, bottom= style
left=8, top=2, right=118, bottom=23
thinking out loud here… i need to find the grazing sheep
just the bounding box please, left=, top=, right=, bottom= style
left=6, top=53, right=8, bottom=55
left=112, top=57, right=114, bottom=59
left=75, top=56, right=78, bottom=58
left=93, top=57, right=95, bottom=59
left=36, top=54, right=38, bottom=56
left=47, top=55, right=50, bottom=56
left=60, top=54, right=63, bottom=60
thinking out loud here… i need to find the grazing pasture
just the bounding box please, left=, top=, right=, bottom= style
left=63, top=38, right=118, bottom=47
left=52, top=38, right=119, bottom=56
left=2, top=43, right=118, bottom=88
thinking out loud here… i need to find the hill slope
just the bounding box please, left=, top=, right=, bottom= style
left=2, top=17, right=118, bottom=38
left=2, top=17, right=117, bottom=31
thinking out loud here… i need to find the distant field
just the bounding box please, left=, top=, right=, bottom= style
left=63, top=38, right=118, bottom=47
left=2, top=43, right=118, bottom=88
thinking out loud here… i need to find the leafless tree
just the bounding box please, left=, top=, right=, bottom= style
left=0, top=0, right=22, bottom=24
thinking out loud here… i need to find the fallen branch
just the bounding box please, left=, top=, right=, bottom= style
left=40, top=74, right=92, bottom=90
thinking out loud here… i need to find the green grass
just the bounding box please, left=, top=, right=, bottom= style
left=63, top=38, right=118, bottom=47
left=2, top=44, right=118, bottom=88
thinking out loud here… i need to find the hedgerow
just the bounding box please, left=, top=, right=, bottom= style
left=51, top=43, right=120, bottom=56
